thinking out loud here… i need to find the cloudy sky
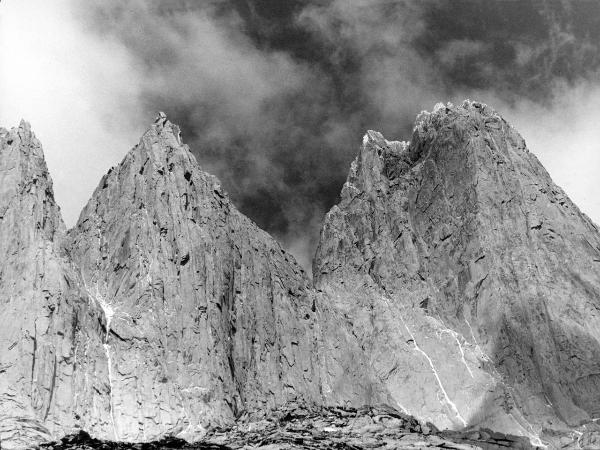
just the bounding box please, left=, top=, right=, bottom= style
left=1, top=0, right=599, bottom=271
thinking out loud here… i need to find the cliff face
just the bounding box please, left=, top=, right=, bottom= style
left=0, top=116, right=387, bottom=449
left=0, top=123, right=105, bottom=448
left=65, top=116, right=328, bottom=442
left=314, top=101, right=600, bottom=445
left=2, top=103, right=599, bottom=449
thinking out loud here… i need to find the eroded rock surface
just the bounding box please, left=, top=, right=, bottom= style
left=0, top=122, right=105, bottom=448
left=0, top=116, right=386, bottom=449
left=65, top=116, right=328, bottom=442
left=314, top=101, right=600, bottom=448
left=3, top=102, right=600, bottom=449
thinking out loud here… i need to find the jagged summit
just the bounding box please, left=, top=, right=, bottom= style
left=315, top=101, right=600, bottom=447
left=147, top=111, right=183, bottom=145
left=0, top=119, right=64, bottom=236
left=84, top=113, right=220, bottom=225
left=119, top=112, right=187, bottom=168
left=0, top=121, right=101, bottom=448
left=1, top=120, right=44, bottom=160
left=342, top=101, right=511, bottom=223
left=414, top=100, right=503, bottom=131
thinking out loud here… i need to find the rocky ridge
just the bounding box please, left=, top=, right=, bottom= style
left=315, top=101, right=600, bottom=448
left=64, top=114, right=331, bottom=441
left=0, top=122, right=106, bottom=447
left=0, top=114, right=385, bottom=448
left=1, top=103, right=599, bottom=449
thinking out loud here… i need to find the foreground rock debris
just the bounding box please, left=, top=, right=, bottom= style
left=1, top=102, right=600, bottom=449
left=39, top=404, right=533, bottom=449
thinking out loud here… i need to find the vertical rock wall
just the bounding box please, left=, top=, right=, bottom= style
left=66, top=117, right=324, bottom=442
left=0, top=117, right=389, bottom=448
left=314, top=101, right=600, bottom=446
left=2, top=103, right=600, bottom=448
left=0, top=122, right=105, bottom=448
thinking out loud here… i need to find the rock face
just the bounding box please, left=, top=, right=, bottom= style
left=0, top=122, right=105, bottom=448
left=2, top=102, right=600, bottom=449
left=0, top=116, right=387, bottom=449
left=314, top=101, right=600, bottom=447
left=65, top=116, right=327, bottom=442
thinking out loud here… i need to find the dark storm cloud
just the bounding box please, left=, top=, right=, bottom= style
left=72, top=0, right=600, bottom=271
left=414, top=0, right=600, bottom=101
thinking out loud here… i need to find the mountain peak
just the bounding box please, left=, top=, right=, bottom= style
left=347, top=100, right=511, bottom=205
left=65, top=109, right=323, bottom=444
left=0, top=120, right=78, bottom=447
left=414, top=100, right=501, bottom=132
left=137, top=112, right=183, bottom=153
left=154, top=111, right=167, bottom=123
left=1, top=120, right=52, bottom=189
left=362, top=129, right=409, bottom=152
left=18, top=118, right=32, bottom=131
left=0, top=120, right=41, bottom=159
left=315, top=99, right=600, bottom=446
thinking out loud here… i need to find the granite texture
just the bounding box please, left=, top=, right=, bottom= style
left=0, top=122, right=105, bottom=448
left=65, top=116, right=326, bottom=442
left=2, top=103, right=600, bottom=449
left=314, top=101, right=600, bottom=448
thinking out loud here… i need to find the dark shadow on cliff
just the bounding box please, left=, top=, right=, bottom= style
left=462, top=311, right=600, bottom=448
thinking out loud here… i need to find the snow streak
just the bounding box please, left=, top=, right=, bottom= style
left=84, top=282, right=119, bottom=441
left=437, top=326, right=474, bottom=378
left=382, top=296, right=467, bottom=428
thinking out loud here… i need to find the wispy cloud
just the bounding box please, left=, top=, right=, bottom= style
left=298, top=0, right=600, bottom=225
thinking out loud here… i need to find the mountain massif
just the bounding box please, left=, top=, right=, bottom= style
left=1, top=102, right=599, bottom=449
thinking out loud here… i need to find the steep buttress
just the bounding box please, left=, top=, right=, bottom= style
left=0, top=122, right=105, bottom=448
left=66, top=115, right=327, bottom=441
left=314, top=101, right=600, bottom=447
